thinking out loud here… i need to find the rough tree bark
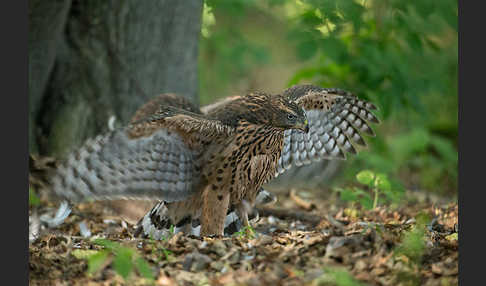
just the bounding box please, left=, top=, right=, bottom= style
left=29, top=0, right=203, bottom=158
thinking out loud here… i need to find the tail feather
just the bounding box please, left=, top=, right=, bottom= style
left=134, top=187, right=277, bottom=238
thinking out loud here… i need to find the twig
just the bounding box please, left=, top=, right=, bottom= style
left=256, top=207, right=323, bottom=226
left=289, top=189, right=315, bottom=210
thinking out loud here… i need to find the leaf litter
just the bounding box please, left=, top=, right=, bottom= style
left=29, top=157, right=457, bottom=285
left=29, top=190, right=457, bottom=286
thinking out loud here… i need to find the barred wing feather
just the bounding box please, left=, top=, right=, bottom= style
left=276, top=85, right=379, bottom=176
left=50, top=127, right=201, bottom=203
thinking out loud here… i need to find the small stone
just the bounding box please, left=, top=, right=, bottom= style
left=228, top=251, right=240, bottom=264
left=255, top=234, right=273, bottom=245
left=182, top=251, right=212, bottom=272
left=268, top=216, right=276, bottom=224
left=355, top=259, right=367, bottom=271
left=198, top=241, right=208, bottom=249
left=210, top=261, right=225, bottom=271
left=210, top=240, right=227, bottom=256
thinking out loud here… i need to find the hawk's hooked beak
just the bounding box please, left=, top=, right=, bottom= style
left=296, top=119, right=310, bottom=133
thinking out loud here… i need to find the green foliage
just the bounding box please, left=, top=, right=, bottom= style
left=395, top=212, right=430, bottom=265
left=344, top=127, right=457, bottom=195
left=337, top=170, right=403, bottom=210
left=396, top=227, right=426, bottom=264
left=355, top=170, right=375, bottom=185
left=317, top=267, right=367, bottom=286
left=158, top=247, right=174, bottom=262
left=112, top=247, right=133, bottom=279
left=199, top=0, right=270, bottom=104
left=233, top=225, right=257, bottom=239
left=86, top=249, right=110, bottom=274
left=392, top=212, right=431, bottom=285
left=29, top=188, right=40, bottom=207
left=134, top=257, right=154, bottom=280
left=200, top=0, right=457, bottom=195
left=445, top=232, right=458, bottom=242
left=150, top=241, right=174, bottom=262
left=146, top=229, right=175, bottom=262
left=285, top=0, right=457, bottom=195
left=287, top=0, right=457, bottom=115
left=80, top=238, right=155, bottom=281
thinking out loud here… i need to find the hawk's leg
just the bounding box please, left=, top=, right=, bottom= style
left=236, top=201, right=256, bottom=237
left=236, top=200, right=251, bottom=228
left=200, top=187, right=230, bottom=236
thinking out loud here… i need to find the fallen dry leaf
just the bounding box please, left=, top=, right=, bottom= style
left=29, top=176, right=458, bottom=286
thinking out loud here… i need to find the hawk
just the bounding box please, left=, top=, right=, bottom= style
left=50, top=84, right=379, bottom=237
left=128, top=93, right=277, bottom=238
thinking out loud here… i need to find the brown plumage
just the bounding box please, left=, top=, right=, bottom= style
left=119, top=92, right=268, bottom=236
left=50, top=84, right=379, bottom=237
left=129, top=93, right=274, bottom=237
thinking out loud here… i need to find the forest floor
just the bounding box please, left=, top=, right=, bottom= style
left=29, top=185, right=458, bottom=286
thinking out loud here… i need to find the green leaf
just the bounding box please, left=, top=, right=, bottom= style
left=356, top=170, right=375, bottom=185
left=87, top=250, right=110, bottom=275
left=135, top=257, right=154, bottom=280
left=395, top=227, right=426, bottom=264
left=161, top=248, right=173, bottom=261
left=113, top=247, right=134, bottom=279
left=319, top=267, right=366, bottom=286
left=358, top=196, right=374, bottom=210
left=296, top=39, right=318, bottom=60
left=300, top=10, right=323, bottom=27
left=429, top=135, right=458, bottom=165
left=382, top=187, right=401, bottom=204
left=390, top=128, right=430, bottom=159
left=92, top=238, right=119, bottom=251
left=445, top=233, right=458, bottom=241
left=29, top=188, right=40, bottom=206
left=169, top=224, right=175, bottom=234
left=339, top=188, right=358, bottom=202
left=352, top=188, right=369, bottom=197
left=375, top=173, right=391, bottom=191
left=415, top=212, right=432, bottom=227
left=71, top=249, right=100, bottom=259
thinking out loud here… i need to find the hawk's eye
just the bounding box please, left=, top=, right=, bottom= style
left=287, top=114, right=296, bottom=121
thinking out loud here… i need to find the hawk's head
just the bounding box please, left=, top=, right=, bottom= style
left=229, top=92, right=309, bottom=133
left=269, top=95, right=309, bottom=133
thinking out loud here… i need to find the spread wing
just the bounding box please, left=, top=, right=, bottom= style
left=276, top=84, right=379, bottom=176
left=131, top=93, right=202, bottom=123
left=51, top=106, right=233, bottom=203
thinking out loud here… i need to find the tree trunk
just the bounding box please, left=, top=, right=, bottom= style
left=29, top=0, right=203, bottom=158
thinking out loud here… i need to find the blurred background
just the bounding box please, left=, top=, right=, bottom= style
left=199, top=0, right=457, bottom=198
left=29, top=0, right=457, bottom=202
